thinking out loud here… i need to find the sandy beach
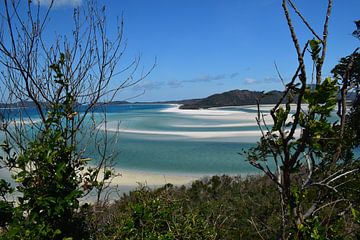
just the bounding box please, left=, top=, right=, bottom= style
left=110, top=168, right=202, bottom=187
left=81, top=168, right=204, bottom=202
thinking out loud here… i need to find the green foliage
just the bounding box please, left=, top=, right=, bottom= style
left=116, top=189, right=216, bottom=239
left=303, top=77, right=338, bottom=116
left=245, top=27, right=360, bottom=238
left=5, top=131, right=86, bottom=239
left=331, top=52, right=360, bottom=90
left=272, top=104, right=290, bottom=132
left=332, top=51, right=360, bottom=153
left=0, top=57, right=91, bottom=239
left=302, top=78, right=338, bottom=154
left=297, top=217, right=326, bottom=240
left=88, top=175, right=282, bottom=240
left=0, top=179, right=14, bottom=229
left=353, top=20, right=360, bottom=39
left=347, top=97, right=360, bottom=148
left=309, top=39, right=322, bottom=64
left=86, top=174, right=360, bottom=239
left=351, top=208, right=360, bottom=224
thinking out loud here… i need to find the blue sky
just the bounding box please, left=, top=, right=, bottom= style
left=9, top=0, right=360, bottom=101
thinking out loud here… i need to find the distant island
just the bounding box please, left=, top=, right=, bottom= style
left=88, top=89, right=288, bottom=109
left=1, top=89, right=356, bottom=110
left=157, top=88, right=356, bottom=109
left=178, top=89, right=286, bottom=109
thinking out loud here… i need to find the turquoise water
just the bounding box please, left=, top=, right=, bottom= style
left=1, top=104, right=261, bottom=174
left=1, top=104, right=358, bottom=175
left=87, top=104, right=261, bottom=174
left=97, top=138, right=256, bottom=174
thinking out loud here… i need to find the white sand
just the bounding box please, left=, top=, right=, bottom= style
left=110, top=169, right=201, bottom=187
left=95, top=104, right=304, bottom=139
left=78, top=167, right=204, bottom=203
left=171, top=122, right=258, bottom=128
left=160, top=105, right=235, bottom=116
left=97, top=125, right=264, bottom=139
left=81, top=169, right=215, bottom=203
left=160, top=104, right=274, bottom=122
left=2, top=118, right=41, bottom=126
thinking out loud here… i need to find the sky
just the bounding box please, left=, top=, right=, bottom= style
left=3, top=0, right=360, bottom=102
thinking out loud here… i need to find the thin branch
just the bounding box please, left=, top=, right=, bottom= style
left=287, top=0, right=322, bottom=41
left=316, top=0, right=333, bottom=85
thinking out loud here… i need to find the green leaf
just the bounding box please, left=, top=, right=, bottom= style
left=309, top=39, right=322, bottom=62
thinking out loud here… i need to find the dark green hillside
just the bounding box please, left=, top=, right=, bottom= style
left=179, top=89, right=286, bottom=109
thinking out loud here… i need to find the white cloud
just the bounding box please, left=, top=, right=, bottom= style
left=229, top=72, right=239, bottom=79
left=36, top=0, right=82, bottom=8
left=167, top=80, right=183, bottom=88
left=184, top=72, right=239, bottom=83
left=132, top=81, right=163, bottom=91
left=244, top=78, right=257, bottom=84
left=264, top=77, right=279, bottom=83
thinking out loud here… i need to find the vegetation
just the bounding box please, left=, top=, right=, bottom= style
left=0, top=0, right=150, bottom=239
left=87, top=175, right=282, bottom=239
left=83, top=172, right=359, bottom=239
left=0, top=0, right=359, bottom=239
left=245, top=0, right=360, bottom=238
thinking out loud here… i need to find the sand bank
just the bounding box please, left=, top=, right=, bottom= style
left=171, top=122, right=258, bottom=128
left=97, top=125, right=264, bottom=139
left=160, top=105, right=274, bottom=122
left=95, top=104, right=303, bottom=139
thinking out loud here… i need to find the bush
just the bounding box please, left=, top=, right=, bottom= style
left=88, top=175, right=282, bottom=240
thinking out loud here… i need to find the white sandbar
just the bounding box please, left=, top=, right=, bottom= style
left=171, top=122, right=258, bottom=128
left=96, top=104, right=302, bottom=139
left=160, top=104, right=274, bottom=122
left=97, top=125, right=263, bottom=139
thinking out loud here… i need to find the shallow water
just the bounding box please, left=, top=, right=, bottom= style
left=7, top=104, right=352, bottom=175
left=1, top=104, right=264, bottom=174
left=87, top=104, right=262, bottom=174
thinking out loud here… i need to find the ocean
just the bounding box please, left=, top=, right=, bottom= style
left=1, top=103, right=359, bottom=185
left=89, top=104, right=262, bottom=174
left=0, top=104, right=263, bottom=175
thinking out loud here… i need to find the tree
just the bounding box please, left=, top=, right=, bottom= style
left=0, top=0, right=152, bottom=238
left=353, top=20, right=360, bottom=40
left=246, top=1, right=360, bottom=238
left=332, top=20, right=360, bottom=154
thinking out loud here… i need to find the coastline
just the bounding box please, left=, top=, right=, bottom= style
left=109, top=168, right=202, bottom=187
left=95, top=165, right=260, bottom=188
left=81, top=167, right=261, bottom=202
left=81, top=168, right=203, bottom=202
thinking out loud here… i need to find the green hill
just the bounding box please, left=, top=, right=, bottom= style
left=179, top=89, right=286, bottom=109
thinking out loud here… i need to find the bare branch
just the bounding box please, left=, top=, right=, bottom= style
left=316, top=0, right=333, bottom=85
left=287, top=0, right=322, bottom=41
